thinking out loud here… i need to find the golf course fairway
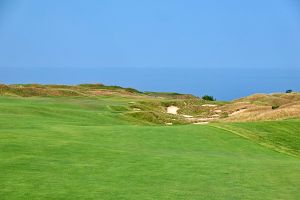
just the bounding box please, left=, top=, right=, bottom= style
left=0, top=96, right=299, bottom=199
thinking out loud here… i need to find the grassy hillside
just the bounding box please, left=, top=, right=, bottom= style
left=2, top=84, right=299, bottom=123
left=0, top=83, right=144, bottom=97
left=214, top=119, right=300, bottom=157
left=0, top=95, right=300, bottom=199
left=220, top=93, right=300, bottom=122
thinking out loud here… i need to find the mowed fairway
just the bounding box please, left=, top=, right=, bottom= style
left=0, top=97, right=300, bottom=199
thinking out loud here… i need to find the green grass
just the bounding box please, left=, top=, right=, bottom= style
left=214, top=119, right=300, bottom=157
left=0, top=96, right=300, bottom=199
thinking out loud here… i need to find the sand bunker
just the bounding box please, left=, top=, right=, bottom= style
left=182, top=114, right=193, bottom=118
left=202, top=104, right=217, bottom=107
left=167, top=106, right=179, bottom=114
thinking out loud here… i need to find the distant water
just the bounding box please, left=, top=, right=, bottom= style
left=1, top=67, right=299, bottom=100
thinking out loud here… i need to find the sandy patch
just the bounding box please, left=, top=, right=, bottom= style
left=167, top=106, right=179, bottom=114
left=185, top=117, right=216, bottom=123
left=202, top=104, right=217, bottom=107
left=195, top=117, right=215, bottom=121
left=182, top=114, right=193, bottom=118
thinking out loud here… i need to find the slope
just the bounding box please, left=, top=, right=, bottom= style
left=0, top=96, right=299, bottom=199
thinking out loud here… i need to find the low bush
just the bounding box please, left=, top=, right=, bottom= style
left=272, top=105, right=280, bottom=110
left=202, top=95, right=216, bottom=101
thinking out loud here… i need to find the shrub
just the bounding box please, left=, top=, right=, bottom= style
left=272, top=105, right=280, bottom=110
left=79, top=83, right=105, bottom=89
left=202, top=95, right=216, bottom=101
left=125, top=87, right=142, bottom=93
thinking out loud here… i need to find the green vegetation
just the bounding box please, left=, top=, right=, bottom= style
left=215, top=119, right=300, bottom=157
left=0, top=84, right=143, bottom=97
left=144, top=91, right=197, bottom=99
left=202, top=95, right=216, bottom=101
left=272, top=104, right=280, bottom=109
left=0, top=95, right=300, bottom=199
left=79, top=83, right=142, bottom=94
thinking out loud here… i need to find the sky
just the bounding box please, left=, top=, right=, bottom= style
left=0, top=0, right=300, bottom=99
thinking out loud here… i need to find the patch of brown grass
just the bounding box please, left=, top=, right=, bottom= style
left=222, top=103, right=300, bottom=122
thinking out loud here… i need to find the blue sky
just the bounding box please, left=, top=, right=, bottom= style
left=0, top=0, right=300, bottom=99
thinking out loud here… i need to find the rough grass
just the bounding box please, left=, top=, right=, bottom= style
left=235, top=93, right=300, bottom=106
left=4, top=84, right=300, bottom=122
left=219, top=93, right=300, bottom=122
left=221, top=104, right=300, bottom=122
left=0, top=84, right=84, bottom=97
left=0, top=84, right=144, bottom=97
left=143, top=91, right=197, bottom=99
left=0, top=96, right=300, bottom=199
